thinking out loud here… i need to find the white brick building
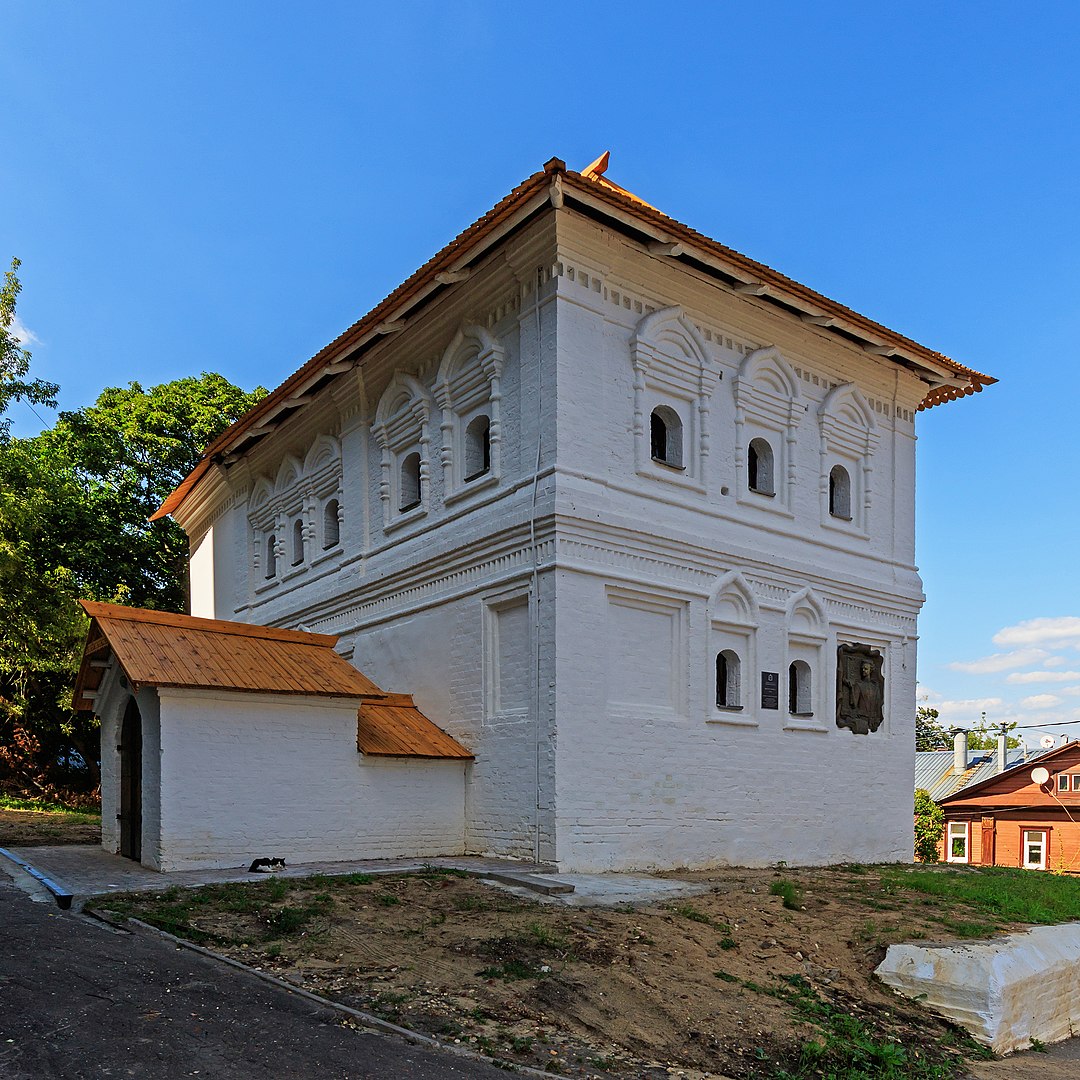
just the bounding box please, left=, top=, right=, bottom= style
left=85, top=154, right=992, bottom=872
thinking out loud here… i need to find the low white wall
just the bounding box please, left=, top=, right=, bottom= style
left=876, top=924, right=1080, bottom=1054
left=156, top=689, right=467, bottom=871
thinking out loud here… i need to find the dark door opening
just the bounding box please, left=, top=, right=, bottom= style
left=119, top=697, right=142, bottom=861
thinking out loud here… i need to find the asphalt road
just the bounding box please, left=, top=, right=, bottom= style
left=0, top=876, right=512, bottom=1079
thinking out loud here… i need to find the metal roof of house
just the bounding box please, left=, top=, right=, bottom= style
left=915, top=748, right=1049, bottom=802
left=357, top=694, right=473, bottom=760
left=153, top=153, right=994, bottom=524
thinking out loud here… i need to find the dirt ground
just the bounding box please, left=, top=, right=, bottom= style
left=97, top=864, right=998, bottom=1078
left=0, top=808, right=102, bottom=847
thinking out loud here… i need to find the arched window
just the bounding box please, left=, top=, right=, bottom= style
left=399, top=453, right=421, bottom=511
left=789, top=660, right=812, bottom=716
left=748, top=438, right=774, bottom=495
left=829, top=465, right=851, bottom=520
left=264, top=535, right=277, bottom=579
left=322, top=499, right=340, bottom=549
left=649, top=406, right=683, bottom=467
left=464, top=415, right=491, bottom=481
left=291, top=519, right=305, bottom=566
left=716, top=650, right=741, bottom=709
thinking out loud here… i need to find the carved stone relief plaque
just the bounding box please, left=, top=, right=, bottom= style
left=836, top=643, right=884, bottom=735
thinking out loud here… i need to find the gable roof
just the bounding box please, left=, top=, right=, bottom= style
left=915, top=747, right=1047, bottom=802
left=937, top=739, right=1080, bottom=805
left=357, top=693, right=473, bottom=760
left=73, top=600, right=382, bottom=709
left=153, top=154, right=994, bottom=524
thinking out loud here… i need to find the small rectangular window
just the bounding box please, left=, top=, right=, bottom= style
left=947, top=821, right=968, bottom=863
left=1059, top=774, right=1070, bottom=792
left=1022, top=830, right=1047, bottom=870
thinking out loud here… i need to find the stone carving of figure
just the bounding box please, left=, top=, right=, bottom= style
left=836, top=644, right=884, bottom=734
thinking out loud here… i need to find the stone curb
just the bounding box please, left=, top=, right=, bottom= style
left=0, top=846, right=74, bottom=909
left=115, top=913, right=596, bottom=1079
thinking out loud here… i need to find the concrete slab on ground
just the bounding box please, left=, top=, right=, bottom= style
left=486, top=871, right=712, bottom=907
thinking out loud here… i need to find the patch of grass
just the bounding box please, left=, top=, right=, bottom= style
left=766, top=976, right=959, bottom=1079
left=478, top=959, right=546, bottom=981
left=418, top=865, right=471, bottom=879
left=714, top=970, right=738, bottom=983
left=670, top=901, right=713, bottom=924
left=525, top=922, right=568, bottom=950
left=265, top=905, right=312, bottom=936
left=880, top=865, right=1080, bottom=927
left=340, top=872, right=374, bottom=885
left=0, top=793, right=100, bottom=819
left=720, top=935, right=737, bottom=950
left=770, top=878, right=803, bottom=910
left=375, top=893, right=400, bottom=907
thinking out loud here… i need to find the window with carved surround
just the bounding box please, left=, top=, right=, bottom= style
left=373, top=373, right=433, bottom=528
left=630, top=306, right=718, bottom=491
left=734, top=346, right=802, bottom=515
left=818, top=383, right=878, bottom=536
left=248, top=435, right=343, bottom=591
left=706, top=571, right=759, bottom=727
left=784, top=588, right=828, bottom=732
left=434, top=324, right=504, bottom=501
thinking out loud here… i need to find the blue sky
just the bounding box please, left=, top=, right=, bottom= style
left=4, top=3, right=1079, bottom=744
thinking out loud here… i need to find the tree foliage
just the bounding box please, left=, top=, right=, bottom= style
left=915, top=706, right=950, bottom=751
left=0, top=260, right=266, bottom=797
left=966, top=719, right=1021, bottom=751
left=914, top=788, right=944, bottom=863
left=0, top=257, right=58, bottom=442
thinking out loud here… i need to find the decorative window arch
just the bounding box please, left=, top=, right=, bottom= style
left=650, top=406, right=684, bottom=467
left=818, top=383, right=878, bottom=533
left=706, top=570, right=759, bottom=725
left=630, top=306, right=718, bottom=489
left=784, top=587, right=828, bottom=729
left=735, top=346, right=802, bottom=512
left=373, top=372, right=433, bottom=527
left=434, top=324, right=504, bottom=497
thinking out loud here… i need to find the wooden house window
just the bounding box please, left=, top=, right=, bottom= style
left=1071, top=775, right=1080, bottom=793
left=1022, top=829, right=1047, bottom=870
left=947, top=821, right=969, bottom=863
left=1058, top=773, right=1070, bottom=792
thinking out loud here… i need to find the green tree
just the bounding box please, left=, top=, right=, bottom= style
left=0, top=372, right=266, bottom=798
left=967, top=718, right=1021, bottom=751
left=0, top=257, right=58, bottom=441
left=915, top=705, right=950, bottom=751
left=914, top=788, right=944, bottom=862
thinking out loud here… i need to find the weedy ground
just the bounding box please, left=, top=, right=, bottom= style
left=87, top=862, right=1080, bottom=1079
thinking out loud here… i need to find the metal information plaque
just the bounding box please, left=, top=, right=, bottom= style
left=761, top=671, right=779, bottom=710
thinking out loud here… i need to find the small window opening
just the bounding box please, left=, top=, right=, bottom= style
left=716, top=649, right=741, bottom=709
left=1058, top=773, right=1070, bottom=792
left=650, top=406, right=683, bottom=467
left=1072, top=774, right=1080, bottom=793
left=829, top=464, right=852, bottom=519
left=788, top=660, right=812, bottom=715
left=748, top=438, right=774, bottom=495
left=322, top=499, right=340, bottom=549
left=291, top=519, right=305, bottom=566
left=464, top=415, right=491, bottom=481
left=399, top=452, right=421, bottom=511
left=947, top=821, right=969, bottom=863
left=264, top=534, right=277, bottom=579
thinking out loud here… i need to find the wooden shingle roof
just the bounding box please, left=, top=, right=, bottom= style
left=73, top=600, right=381, bottom=709
left=357, top=694, right=473, bottom=760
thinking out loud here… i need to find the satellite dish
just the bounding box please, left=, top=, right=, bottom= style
left=1032, top=767, right=1050, bottom=786
left=1041, top=735, right=1057, bottom=750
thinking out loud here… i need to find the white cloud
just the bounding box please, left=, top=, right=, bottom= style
left=1061, top=686, right=1080, bottom=697
left=1006, top=670, right=1080, bottom=684
left=9, top=315, right=39, bottom=349
left=947, top=648, right=1049, bottom=675
left=994, top=617, right=1080, bottom=649
left=933, top=697, right=1004, bottom=720
left=1020, top=694, right=1063, bottom=710
left=1046, top=656, right=1067, bottom=668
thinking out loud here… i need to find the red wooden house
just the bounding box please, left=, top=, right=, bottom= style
left=938, top=741, right=1080, bottom=872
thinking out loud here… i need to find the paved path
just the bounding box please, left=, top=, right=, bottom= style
left=0, top=876, right=514, bottom=1080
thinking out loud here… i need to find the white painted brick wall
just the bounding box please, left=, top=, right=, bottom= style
left=155, top=689, right=466, bottom=871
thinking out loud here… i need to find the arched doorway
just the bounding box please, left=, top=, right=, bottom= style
left=119, top=697, right=142, bottom=861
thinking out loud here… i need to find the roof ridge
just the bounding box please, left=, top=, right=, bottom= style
left=79, top=600, right=340, bottom=647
